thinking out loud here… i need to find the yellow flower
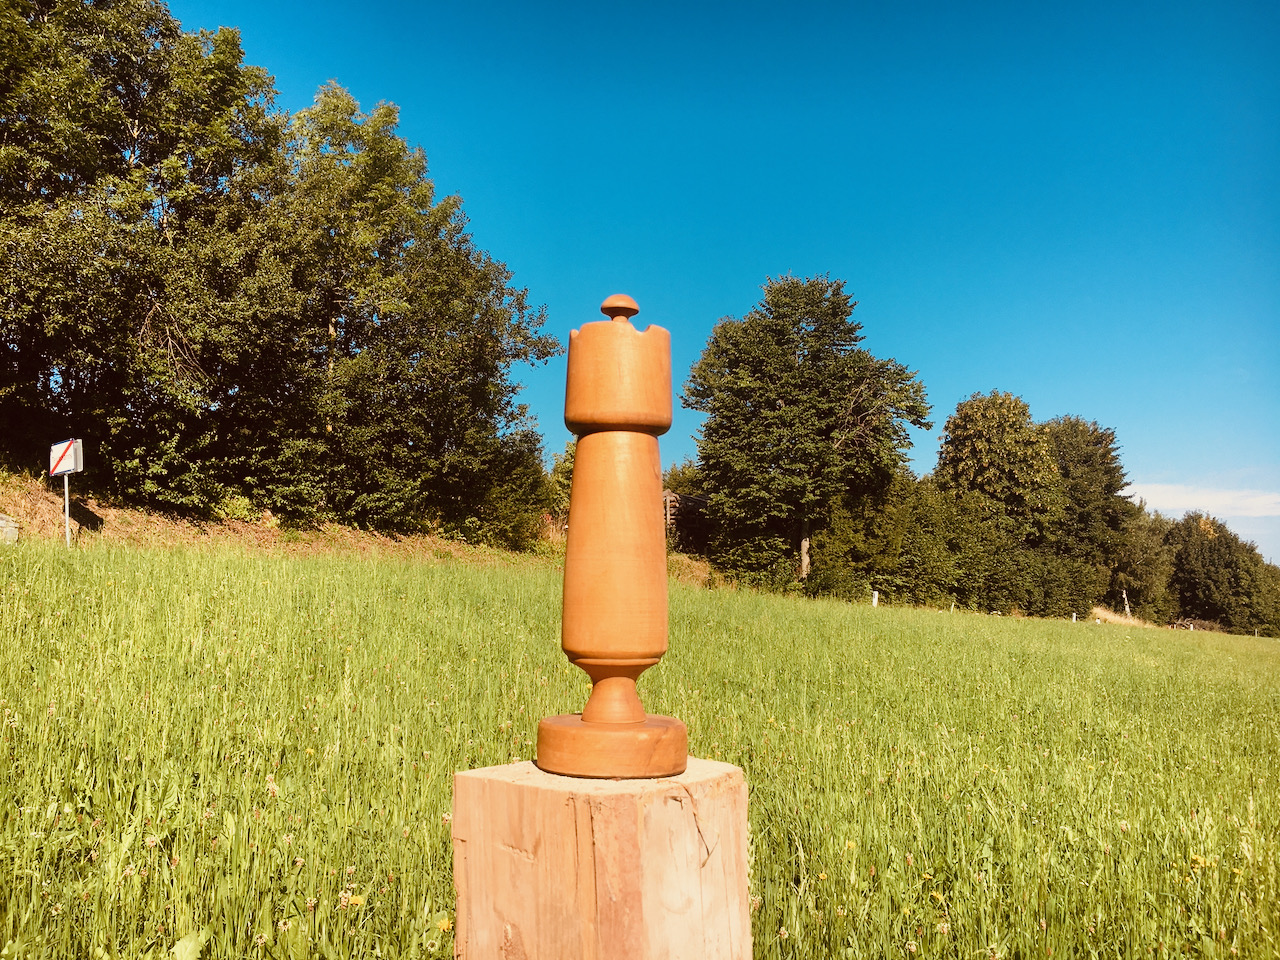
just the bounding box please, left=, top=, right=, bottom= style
left=437, top=916, right=453, bottom=932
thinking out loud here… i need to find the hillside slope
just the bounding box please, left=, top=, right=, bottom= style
left=0, top=470, right=518, bottom=563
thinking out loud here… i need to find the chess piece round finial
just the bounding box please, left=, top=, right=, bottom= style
left=600, top=294, right=640, bottom=321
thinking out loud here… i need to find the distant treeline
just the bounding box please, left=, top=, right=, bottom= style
left=665, top=277, right=1280, bottom=637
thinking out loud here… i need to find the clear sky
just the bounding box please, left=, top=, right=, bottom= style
left=168, top=0, right=1280, bottom=562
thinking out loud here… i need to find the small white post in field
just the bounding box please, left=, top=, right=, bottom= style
left=49, top=439, right=84, bottom=548
left=871, top=590, right=878, bottom=608
left=1072, top=613, right=1076, bottom=622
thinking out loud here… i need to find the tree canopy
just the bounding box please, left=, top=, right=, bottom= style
left=0, top=0, right=557, bottom=545
left=682, top=275, right=930, bottom=581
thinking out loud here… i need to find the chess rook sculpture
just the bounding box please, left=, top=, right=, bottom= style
left=535, top=294, right=689, bottom=778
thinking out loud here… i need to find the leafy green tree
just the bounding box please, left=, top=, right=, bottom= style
left=548, top=440, right=575, bottom=524
left=928, top=398, right=1121, bottom=617
left=682, top=275, right=930, bottom=581
left=662, top=458, right=702, bottom=497
left=272, top=84, right=558, bottom=533
left=1043, top=417, right=1136, bottom=553
left=1113, top=504, right=1177, bottom=623
left=806, top=466, right=916, bottom=602
left=1167, top=513, right=1278, bottom=635
left=892, top=476, right=962, bottom=606
left=935, top=391, right=1062, bottom=544
left=1, top=4, right=558, bottom=543
left=0, top=0, right=283, bottom=507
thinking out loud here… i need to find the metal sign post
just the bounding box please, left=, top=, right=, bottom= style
left=49, top=439, right=84, bottom=548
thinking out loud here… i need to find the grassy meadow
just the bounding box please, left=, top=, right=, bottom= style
left=0, top=539, right=1277, bottom=958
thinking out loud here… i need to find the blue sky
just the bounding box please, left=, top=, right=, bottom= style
left=169, top=0, right=1280, bottom=561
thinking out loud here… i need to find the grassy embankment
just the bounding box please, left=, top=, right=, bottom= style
left=1, top=538, right=1277, bottom=958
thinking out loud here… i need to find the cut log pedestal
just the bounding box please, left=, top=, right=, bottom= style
left=452, top=759, right=750, bottom=960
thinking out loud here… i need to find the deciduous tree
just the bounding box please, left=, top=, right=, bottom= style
left=935, top=390, right=1061, bottom=544
left=682, top=276, right=930, bottom=581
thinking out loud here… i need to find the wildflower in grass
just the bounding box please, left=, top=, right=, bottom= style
left=907, top=941, right=917, bottom=954
left=426, top=942, right=439, bottom=953
left=442, top=812, right=453, bottom=824
left=937, top=920, right=950, bottom=936
left=123, top=864, right=135, bottom=877
left=437, top=915, right=453, bottom=932
left=294, top=857, right=304, bottom=868
left=338, top=890, right=351, bottom=910
left=282, top=833, right=293, bottom=845
left=346, top=865, right=356, bottom=875
left=778, top=927, right=788, bottom=940
left=254, top=934, right=267, bottom=946
left=144, top=835, right=160, bottom=849
left=750, top=895, right=762, bottom=914
left=279, top=919, right=291, bottom=931
left=306, top=898, right=317, bottom=911
left=818, top=873, right=827, bottom=880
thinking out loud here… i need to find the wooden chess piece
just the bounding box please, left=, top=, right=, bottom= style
left=535, top=295, right=689, bottom=778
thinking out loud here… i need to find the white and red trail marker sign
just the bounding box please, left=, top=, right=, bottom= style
left=49, top=439, right=84, bottom=547
left=49, top=439, right=83, bottom=477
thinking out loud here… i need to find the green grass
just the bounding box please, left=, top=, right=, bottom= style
left=1, top=540, right=1277, bottom=958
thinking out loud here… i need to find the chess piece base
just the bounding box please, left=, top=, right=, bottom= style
left=535, top=714, right=688, bottom=778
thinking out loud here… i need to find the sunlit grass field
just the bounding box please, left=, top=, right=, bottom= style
left=1, top=540, right=1277, bottom=958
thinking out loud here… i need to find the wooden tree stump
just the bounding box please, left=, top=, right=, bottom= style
left=452, top=759, right=750, bottom=960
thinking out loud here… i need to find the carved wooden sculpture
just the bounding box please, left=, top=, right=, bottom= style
left=535, top=295, right=689, bottom=778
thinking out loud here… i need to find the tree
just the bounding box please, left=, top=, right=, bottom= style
left=1043, top=418, right=1135, bottom=550
left=805, top=465, right=917, bottom=602
left=931, top=396, right=1119, bottom=617
left=0, top=4, right=559, bottom=544
left=682, top=276, right=930, bottom=581
left=1113, top=503, right=1176, bottom=622
left=935, top=391, right=1062, bottom=543
left=0, top=0, right=283, bottom=508
left=1167, top=513, right=1278, bottom=635
left=269, top=84, right=558, bottom=534
left=547, top=440, right=575, bottom=525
